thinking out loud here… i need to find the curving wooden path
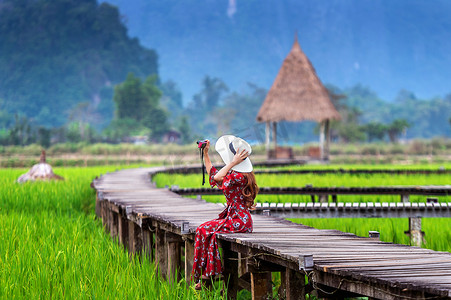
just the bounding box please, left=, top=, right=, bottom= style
left=92, top=167, right=451, bottom=300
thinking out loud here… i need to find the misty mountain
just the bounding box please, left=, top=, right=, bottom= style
left=104, top=0, right=451, bottom=104
left=0, top=0, right=158, bottom=128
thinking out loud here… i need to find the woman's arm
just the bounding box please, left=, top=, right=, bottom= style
left=203, top=140, right=213, bottom=176
left=213, top=148, right=249, bottom=182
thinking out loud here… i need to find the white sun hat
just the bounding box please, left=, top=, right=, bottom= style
left=215, top=135, right=253, bottom=173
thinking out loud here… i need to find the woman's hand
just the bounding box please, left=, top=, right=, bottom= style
left=203, top=140, right=210, bottom=155
left=231, top=148, right=249, bottom=166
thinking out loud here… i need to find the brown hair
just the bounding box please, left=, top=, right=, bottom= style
left=241, top=172, right=259, bottom=209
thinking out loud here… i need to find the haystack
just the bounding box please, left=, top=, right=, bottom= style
left=17, top=150, right=64, bottom=183
left=256, top=35, right=340, bottom=159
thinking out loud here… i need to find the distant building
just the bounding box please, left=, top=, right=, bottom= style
left=162, top=130, right=181, bottom=144
left=256, top=35, right=340, bottom=160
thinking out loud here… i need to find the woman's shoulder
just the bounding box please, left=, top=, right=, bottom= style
left=229, top=170, right=246, bottom=182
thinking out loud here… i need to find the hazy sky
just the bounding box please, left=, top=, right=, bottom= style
left=105, top=0, right=451, bottom=103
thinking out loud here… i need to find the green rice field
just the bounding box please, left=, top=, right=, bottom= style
left=154, top=164, right=451, bottom=252
left=0, top=167, right=224, bottom=299
left=2, top=163, right=450, bottom=299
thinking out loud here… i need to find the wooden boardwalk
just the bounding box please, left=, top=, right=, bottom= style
left=93, top=167, right=451, bottom=299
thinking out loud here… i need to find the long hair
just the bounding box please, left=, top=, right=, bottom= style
left=241, top=172, right=259, bottom=209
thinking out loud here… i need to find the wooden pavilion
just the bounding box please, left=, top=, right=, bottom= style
left=256, top=36, right=340, bottom=160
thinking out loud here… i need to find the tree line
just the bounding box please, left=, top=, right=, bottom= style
left=1, top=72, right=451, bottom=147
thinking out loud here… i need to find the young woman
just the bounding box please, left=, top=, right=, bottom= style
left=191, top=135, right=259, bottom=290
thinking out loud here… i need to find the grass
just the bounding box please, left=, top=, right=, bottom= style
left=0, top=167, right=225, bottom=299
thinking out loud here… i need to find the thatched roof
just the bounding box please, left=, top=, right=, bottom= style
left=257, top=37, right=340, bottom=123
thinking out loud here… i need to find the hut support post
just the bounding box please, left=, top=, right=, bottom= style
left=319, top=121, right=325, bottom=160
left=265, top=121, right=271, bottom=158
left=324, top=119, right=330, bottom=160
left=273, top=122, right=278, bottom=153
left=184, top=239, right=194, bottom=286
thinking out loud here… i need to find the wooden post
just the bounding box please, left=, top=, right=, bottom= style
left=166, top=232, right=182, bottom=283
left=221, top=241, right=239, bottom=300
left=109, top=210, right=118, bottom=239
left=101, top=201, right=108, bottom=231
left=184, top=239, right=194, bottom=286
left=142, top=228, right=154, bottom=261
left=155, top=227, right=168, bottom=278
left=284, top=268, right=306, bottom=300
left=128, top=220, right=142, bottom=254
left=319, top=121, right=325, bottom=160
left=319, top=195, right=328, bottom=203
left=272, top=122, right=277, bottom=153
left=324, top=119, right=330, bottom=160
left=95, top=191, right=102, bottom=218
left=401, top=194, right=410, bottom=203
left=251, top=272, right=272, bottom=300
left=368, top=231, right=380, bottom=240
left=118, top=214, right=129, bottom=248
left=408, top=217, right=423, bottom=247
left=265, top=121, right=271, bottom=158
left=238, top=253, right=247, bottom=278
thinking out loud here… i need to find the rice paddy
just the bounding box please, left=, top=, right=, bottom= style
left=0, top=167, right=223, bottom=299
left=2, top=163, right=450, bottom=299
left=154, top=164, right=451, bottom=252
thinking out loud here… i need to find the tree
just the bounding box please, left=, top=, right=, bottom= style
left=177, top=115, right=192, bottom=144
left=160, top=80, right=183, bottom=121
left=186, top=76, right=229, bottom=137
left=37, top=127, right=51, bottom=148
left=387, top=119, right=410, bottom=143
left=67, top=102, right=101, bottom=141
left=112, top=73, right=168, bottom=141
left=191, top=76, right=229, bottom=112
left=0, top=0, right=158, bottom=128
left=103, top=118, right=149, bottom=142
left=8, top=114, right=35, bottom=146
left=364, top=122, right=387, bottom=142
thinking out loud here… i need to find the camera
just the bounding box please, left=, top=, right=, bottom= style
left=196, top=139, right=208, bottom=149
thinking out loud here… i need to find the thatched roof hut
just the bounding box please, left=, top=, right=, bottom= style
left=257, top=37, right=340, bottom=123
left=256, top=36, right=340, bottom=160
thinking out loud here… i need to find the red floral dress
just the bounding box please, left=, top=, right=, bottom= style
left=191, top=166, right=253, bottom=282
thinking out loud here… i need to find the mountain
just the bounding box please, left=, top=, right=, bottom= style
left=0, top=0, right=158, bottom=127
left=103, top=0, right=451, bottom=104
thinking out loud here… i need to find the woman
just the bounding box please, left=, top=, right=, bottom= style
left=192, top=135, right=259, bottom=290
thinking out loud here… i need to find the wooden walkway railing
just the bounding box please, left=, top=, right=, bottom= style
left=92, top=167, right=451, bottom=300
